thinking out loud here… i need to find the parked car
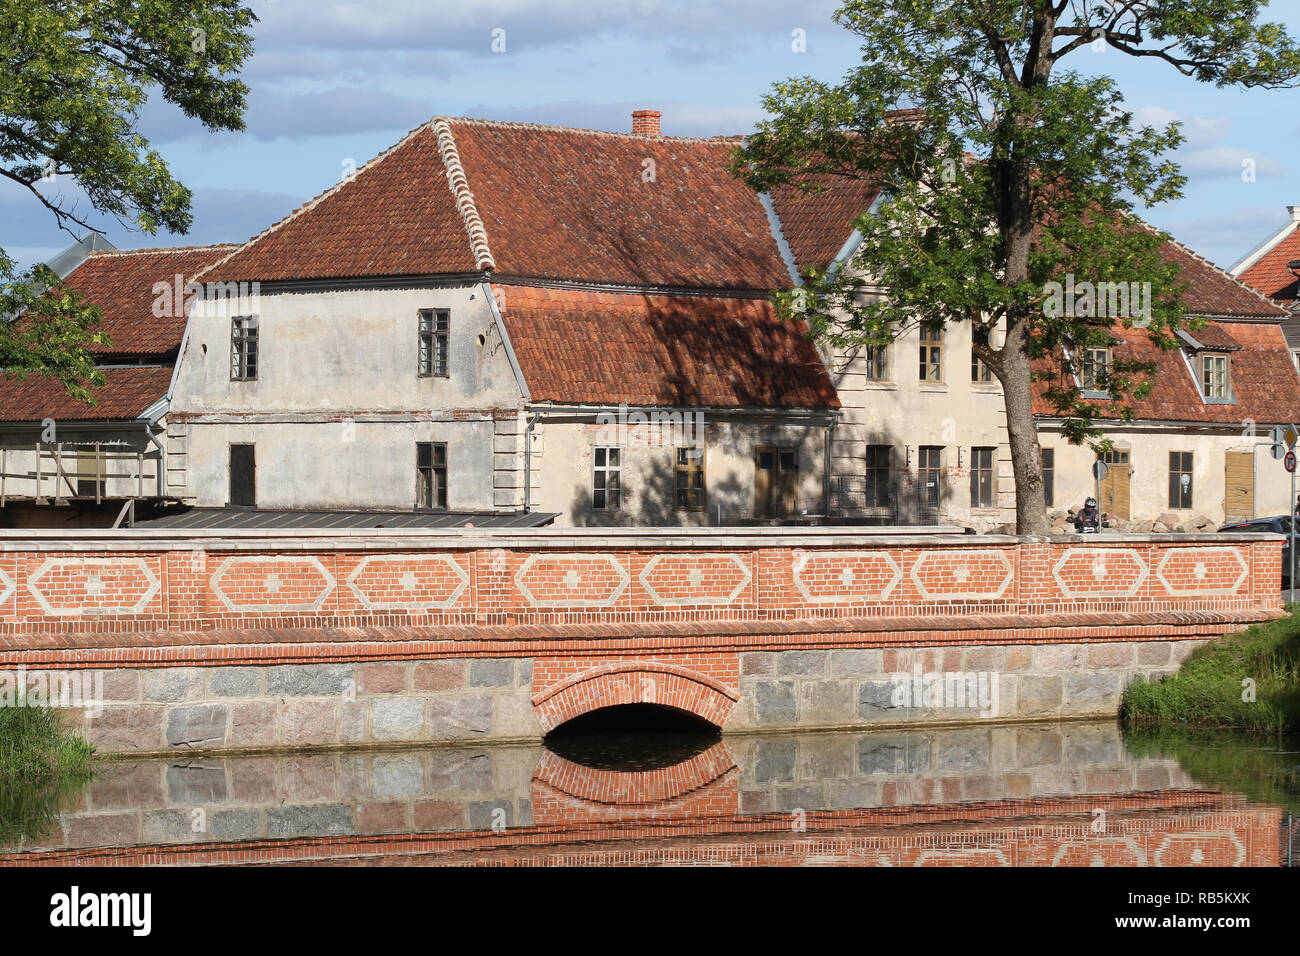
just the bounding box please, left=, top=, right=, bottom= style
left=1217, top=516, right=1297, bottom=587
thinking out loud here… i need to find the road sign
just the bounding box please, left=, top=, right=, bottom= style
left=1285, top=424, right=1299, bottom=449
left=1092, top=460, right=1109, bottom=481
left=1286, top=451, right=1296, bottom=474
left=1273, top=441, right=1288, bottom=460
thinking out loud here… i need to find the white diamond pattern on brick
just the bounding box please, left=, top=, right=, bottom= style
left=27, top=557, right=161, bottom=616
left=792, top=551, right=902, bottom=604
left=212, top=556, right=336, bottom=613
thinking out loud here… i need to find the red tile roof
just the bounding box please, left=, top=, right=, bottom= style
left=0, top=365, right=174, bottom=423
left=202, top=118, right=791, bottom=291
left=0, top=245, right=232, bottom=424
left=769, top=173, right=882, bottom=275
left=497, top=284, right=838, bottom=409
left=1155, top=235, right=1290, bottom=319
left=1033, top=320, right=1300, bottom=424
left=1237, top=223, right=1300, bottom=304
left=62, top=244, right=239, bottom=355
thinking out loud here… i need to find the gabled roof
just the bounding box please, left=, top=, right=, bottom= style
left=768, top=172, right=882, bottom=275
left=1234, top=213, right=1300, bottom=305
left=0, top=244, right=233, bottom=424
left=496, top=284, right=838, bottom=409
left=1155, top=234, right=1291, bottom=319
left=1033, top=319, right=1300, bottom=425
left=201, top=117, right=791, bottom=291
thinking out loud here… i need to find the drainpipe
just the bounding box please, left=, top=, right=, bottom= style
left=523, top=411, right=538, bottom=513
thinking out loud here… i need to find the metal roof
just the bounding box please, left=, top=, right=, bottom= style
left=133, top=508, right=558, bottom=530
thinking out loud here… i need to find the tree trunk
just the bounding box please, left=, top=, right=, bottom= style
left=999, top=313, right=1048, bottom=534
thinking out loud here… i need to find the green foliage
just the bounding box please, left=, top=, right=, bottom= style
left=1122, top=606, right=1300, bottom=733
left=0, top=0, right=256, bottom=397
left=0, top=705, right=95, bottom=847
left=733, top=1, right=1300, bottom=527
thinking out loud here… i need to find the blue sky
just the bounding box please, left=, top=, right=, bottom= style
left=5, top=0, right=1298, bottom=271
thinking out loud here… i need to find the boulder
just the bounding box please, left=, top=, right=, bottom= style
left=1150, top=521, right=1170, bottom=533
left=1129, top=520, right=1155, bottom=533
left=1191, top=514, right=1214, bottom=530
left=1156, top=512, right=1180, bottom=528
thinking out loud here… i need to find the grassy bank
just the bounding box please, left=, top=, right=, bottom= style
left=1122, top=608, right=1300, bottom=734
left=0, top=707, right=95, bottom=845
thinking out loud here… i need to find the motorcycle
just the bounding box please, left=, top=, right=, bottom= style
left=1066, top=498, right=1109, bottom=533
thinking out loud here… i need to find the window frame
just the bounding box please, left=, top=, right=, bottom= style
left=674, top=446, right=707, bottom=512
left=1041, top=447, right=1055, bottom=507
left=1200, top=352, right=1230, bottom=400
left=917, top=445, right=944, bottom=510
left=1168, top=450, right=1194, bottom=510
left=592, top=445, right=622, bottom=511
left=864, top=444, right=893, bottom=509
left=863, top=344, right=890, bottom=382
left=416, top=441, right=448, bottom=511
left=970, top=446, right=995, bottom=509
left=418, top=309, right=451, bottom=378
left=919, top=326, right=943, bottom=382
left=1080, top=346, right=1110, bottom=391
left=970, top=327, right=994, bottom=383
left=230, top=315, right=259, bottom=381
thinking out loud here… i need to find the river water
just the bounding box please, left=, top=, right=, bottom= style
left=1, top=721, right=1295, bottom=866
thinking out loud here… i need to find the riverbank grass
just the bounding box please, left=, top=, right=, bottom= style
left=1122, top=607, right=1300, bottom=733
left=0, top=706, right=95, bottom=845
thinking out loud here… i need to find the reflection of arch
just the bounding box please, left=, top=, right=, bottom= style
left=534, top=741, right=736, bottom=807
left=531, top=661, right=739, bottom=733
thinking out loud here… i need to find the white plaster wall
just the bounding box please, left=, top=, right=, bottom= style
left=531, top=418, right=828, bottom=526
left=171, top=283, right=524, bottom=509
left=1044, top=428, right=1294, bottom=524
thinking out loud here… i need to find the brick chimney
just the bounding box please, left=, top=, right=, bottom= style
left=632, top=110, right=661, bottom=138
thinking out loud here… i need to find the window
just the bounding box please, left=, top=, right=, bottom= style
left=675, top=446, right=706, bottom=511
left=230, top=316, right=258, bottom=381
left=1081, top=347, right=1109, bottom=390
left=229, top=444, right=255, bottom=508
left=1201, top=353, right=1229, bottom=399
left=919, top=326, right=943, bottom=381
left=593, top=446, right=621, bottom=510
left=863, top=345, right=890, bottom=381
left=865, top=445, right=893, bottom=509
left=417, top=442, right=447, bottom=510
left=918, top=445, right=943, bottom=513
left=419, top=309, right=450, bottom=377
left=1169, top=451, right=1194, bottom=509
left=971, top=327, right=993, bottom=383
left=1041, top=447, right=1055, bottom=507
left=970, top=447, right=995, bottom=508
left=755, top=446, right=798, bottom=518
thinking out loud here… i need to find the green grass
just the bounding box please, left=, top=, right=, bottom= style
left=1122, top=606, right=1300, bottom=734
left=0, top=706, right=95, bottom=846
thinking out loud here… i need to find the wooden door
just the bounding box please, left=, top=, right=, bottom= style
left=1224, top=452, right=1255, bottom=522
left=1098, top=450, right=1130, bottom=519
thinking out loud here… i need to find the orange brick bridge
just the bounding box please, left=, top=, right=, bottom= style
left=0, top=527, right=1282, bottom=753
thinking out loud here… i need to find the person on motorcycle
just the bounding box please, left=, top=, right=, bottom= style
left=1071, top=497, right=1101, bottom=533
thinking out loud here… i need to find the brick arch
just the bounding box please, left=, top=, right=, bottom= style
left=532, top=742, right=737, bottom=817
left=531, top=661, right=739, bottom=733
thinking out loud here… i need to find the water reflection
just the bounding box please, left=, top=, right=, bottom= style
left=0, top=721, right=1293, bottom=866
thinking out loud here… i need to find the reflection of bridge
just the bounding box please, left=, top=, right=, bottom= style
left=0, top=527, right=1283, bottom=753
left=0, top=725, right=1282, bottom=867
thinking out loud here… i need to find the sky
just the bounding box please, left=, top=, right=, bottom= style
left=4, top=0, right=1299, bottom=272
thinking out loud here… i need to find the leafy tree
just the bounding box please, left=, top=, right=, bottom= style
left=733, top=0, right=1300, bottom=532
left=0, top=0, right=256, bottom=399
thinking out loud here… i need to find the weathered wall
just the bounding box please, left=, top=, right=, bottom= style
left=169, top=282, right=525, bottom=509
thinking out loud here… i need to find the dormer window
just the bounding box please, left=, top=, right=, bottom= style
left=1201, top=353, right=1230, bottom=399
left=1081, top=347, right=1109, bottom=390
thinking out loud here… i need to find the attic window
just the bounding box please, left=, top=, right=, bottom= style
left=1080, top=347, right=1109, bottom=391
left=1201, top=353, right=1230, bottom=400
